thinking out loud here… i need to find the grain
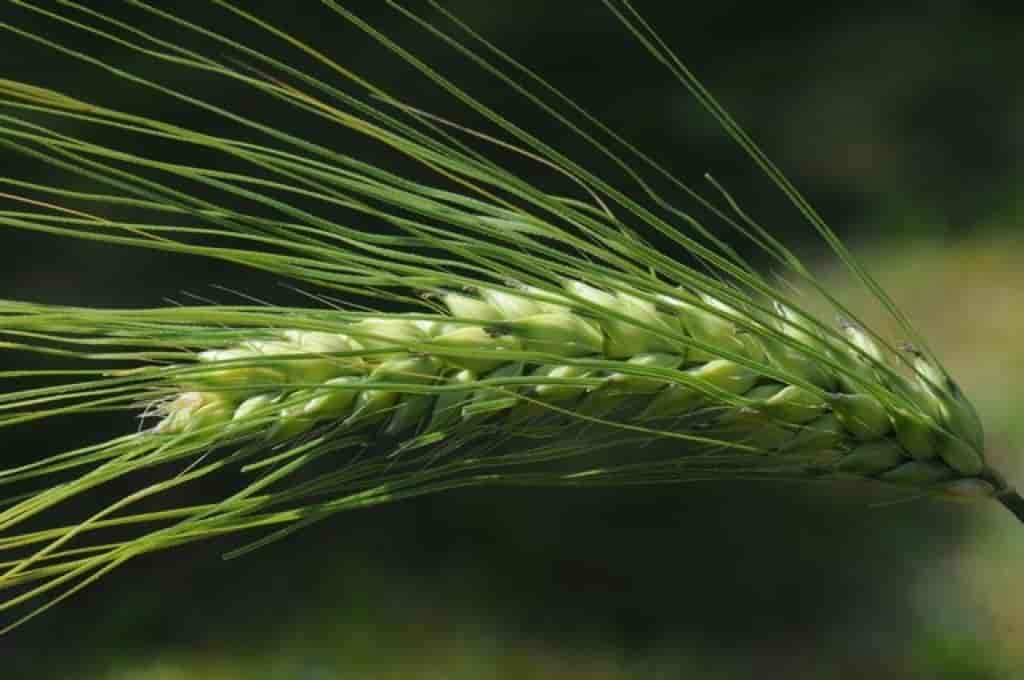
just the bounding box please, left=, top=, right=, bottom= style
left=152, top=282, right=998, bottom=498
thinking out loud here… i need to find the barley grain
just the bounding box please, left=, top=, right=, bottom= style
left=151, top=280, right=1000, bottom=498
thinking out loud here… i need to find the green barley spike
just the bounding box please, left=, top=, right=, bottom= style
left=0, top=1, right=1019, bottom=632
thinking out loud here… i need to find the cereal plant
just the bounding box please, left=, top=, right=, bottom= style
left=0, top=1, right=1018, bottom=633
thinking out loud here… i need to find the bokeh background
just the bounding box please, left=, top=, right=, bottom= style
left=1, top=1, right=1022, bottom=678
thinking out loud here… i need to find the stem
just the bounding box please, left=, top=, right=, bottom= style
left=998, top=490, right=1024, bottom=525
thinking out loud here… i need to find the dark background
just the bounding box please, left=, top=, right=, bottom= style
left=1, top=2, right=1021, bottom=678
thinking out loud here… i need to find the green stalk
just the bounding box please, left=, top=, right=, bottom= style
left=999, top=490, right=1024, bottom=524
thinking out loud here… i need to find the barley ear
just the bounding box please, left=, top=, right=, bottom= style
left=0, top=1, right=1019, bottom=634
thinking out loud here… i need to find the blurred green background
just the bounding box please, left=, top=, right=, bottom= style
left=1, top=1, right=1022, bottom=678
